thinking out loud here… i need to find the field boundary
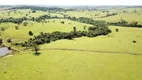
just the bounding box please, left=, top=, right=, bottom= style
left=41, top=48, right=141, bottom=55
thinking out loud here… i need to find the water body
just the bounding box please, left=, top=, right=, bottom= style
left=0, top=47, right=11, bottom=57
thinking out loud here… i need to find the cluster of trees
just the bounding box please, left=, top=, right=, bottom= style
left=107, top=20, right=142, bottom=27
left=66, top=16, right=107, bottom=27
left=0, top=17, right=27, bottom=24
left=31, top=14, right=109, bottom=29
left=12, top=6, right=74, bottom=12
left=101, top=13, right=117, bottom=18
left=21, top=26, right=111, bottom=47
left=34, top=15, right=60, bottom=22
left=4, top=14, right=111, bottom=47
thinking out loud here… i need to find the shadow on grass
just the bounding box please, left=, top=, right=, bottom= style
left=33, top=52, right=41, bottom=56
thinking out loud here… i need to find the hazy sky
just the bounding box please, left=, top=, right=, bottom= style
left=0, top=0, right=141, bottom=5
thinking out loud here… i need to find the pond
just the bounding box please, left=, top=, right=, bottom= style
left=0, top=47, right=11, bottom=57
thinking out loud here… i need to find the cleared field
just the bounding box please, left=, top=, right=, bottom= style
left=0, top=26, right=142, bottom=80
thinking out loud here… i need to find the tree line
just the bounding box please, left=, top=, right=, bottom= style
left=15, top=26, right=111, bottom=47
left=107, top=20, right=142, bottom=27
left=0, top=17, right=27, bottom=24
left=12, top=6, right=74, bottom=12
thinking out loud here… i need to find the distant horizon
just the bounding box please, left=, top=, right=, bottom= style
left=0, top=4, right=142, bottom=6
left=0, top=0, right=142, bottom=6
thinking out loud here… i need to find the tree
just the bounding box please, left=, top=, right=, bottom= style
left=0, top=37, right=2, bottom=45
left=29, top=31, right=34, bottom=36
left=1, top=28, right=5, bottom=31
left=60, top=21, right=65, bottom=24
left=23, top=22, right=28, bottom=26
left=7, top=38, right=12, bottom=43
left=26, top=14, right=28, bottom=16
left=84, top=26, right=86, bottom=30
left=32, top=17, right=35, bottom=21
left=73, top=27, right=76, bottom=33
left=115, top=28, right=119, bottom=32
left=15, top=26, right=19, bottom=30
left=33, top=44, right=40, bottom=56
left=32, top=10, right=36, bottom=13
left=133, top=40, right=136, bottom=43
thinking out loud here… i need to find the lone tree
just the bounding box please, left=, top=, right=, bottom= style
left=6, top=38, right=12, bottom=43
left=33, top=44, right=40, bottom=56
left=133, top=40, right=137, bottom=43
left=84, top=26, right=86, bottom=30
left=1, top=28, right=5, bottom=31
left=15, top=26, right=19, bottom=30
left=29, top=31, right=34, bottom=36
left=115, top=28, right=119, bottom=32
left=61, top=21, right=65, bottom=24
left=73, top=27, right=76, bottom=33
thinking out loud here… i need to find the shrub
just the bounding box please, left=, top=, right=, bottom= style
left=15, top=26, right=19, bottom=30
left=116, top=28, right=119, bottom=32
left=8, top=47, right=11, bottom=50
left=1, top=28, right=5, bottom=31
left=33, top=52, right=41, bottom=56
left=133, top=40, right=136, bottom=43
left=29, top=31, right=34, bottom=36
left=73, top=27, right=76, bottom=33
left=6, top=38, right=12, bottom=43
left=23, top=22, right=28, bottom=26
left=60, top=21, right=65, bottom=24
left=32, top=44, right=40, bottom=56
left=32, top=10, right=36, bottom=13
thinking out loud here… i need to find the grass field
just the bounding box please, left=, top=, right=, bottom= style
left=0, top=19, right=92, bottom=42
left=96, top=13, right=142, bottom=22
left=0, top=26, right=142, bottom=80
left=40, top=26, right=142, bottom=54
left=0, top=9, right=63, bottom=19
left=64, top=8, right=142, bottom=22
left=0, top=7, right=142, bottom=80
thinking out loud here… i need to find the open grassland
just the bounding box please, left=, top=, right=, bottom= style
left=0, top=26, right=142, bottom=80
left=40, top=26, right=142, bottom=54
left=1, top=7, right=142, bottom=22
left=96, top=13, right=142, bottom=22
left=64, top=8, right=142, bottom=22
left=0, top=51, right=142, bottom=80
left=0, top=7, right=142, bottom=80
left=64, top=10, right=107, bottom=18
left=0, top=9, right=63, bottom=19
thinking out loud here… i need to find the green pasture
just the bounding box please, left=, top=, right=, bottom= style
left=0, top=7, right=142, bottom=80
left=0, top=19, right=92, bottom=42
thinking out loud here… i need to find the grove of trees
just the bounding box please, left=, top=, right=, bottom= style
left=20, top=25, right=111, bottom=47
left=107, top=20, right=142, bottom=27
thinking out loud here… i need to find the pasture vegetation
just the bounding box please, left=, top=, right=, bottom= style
left=63, top=8, right=142, bottom=22
left=0, top=6, right=142, bottom=80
